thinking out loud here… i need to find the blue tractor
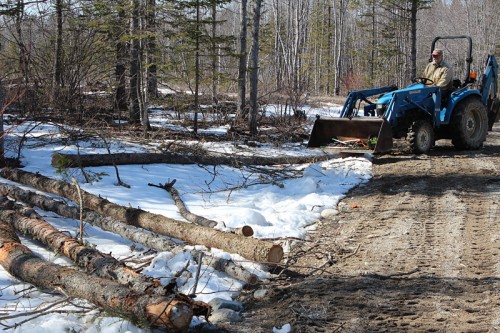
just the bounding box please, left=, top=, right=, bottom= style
left=308, top=36, right=499, bottom=154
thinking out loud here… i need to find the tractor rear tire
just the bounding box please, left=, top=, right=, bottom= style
left=407, top=120, right=435, bottom=154
left=451, top=98, right=488, bottom=150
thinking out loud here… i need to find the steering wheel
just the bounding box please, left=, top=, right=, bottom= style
left=414, top=77, right=434, bottom=85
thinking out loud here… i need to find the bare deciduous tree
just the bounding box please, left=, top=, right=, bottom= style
left=237, top=0, right=248, bottom=119
left=248, top=0, right=263, bottom=134
left=129, top=0, right=142, bottom=124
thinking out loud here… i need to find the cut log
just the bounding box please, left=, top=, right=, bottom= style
left=51, top=151, right=336, bottom=168
left=0, top=184, right=260, bottom=285
left=0, top=209, right=164, bottom=295
left=0, top=168, right=284, bottom=263
left=0, top=217, right=193, bottom=331
left=202, top=256, right=258, bottom=286
left=0, top=183, right=179, bottom=252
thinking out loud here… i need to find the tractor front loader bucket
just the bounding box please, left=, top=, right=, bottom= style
left=307, top=117, right=393, bottom=154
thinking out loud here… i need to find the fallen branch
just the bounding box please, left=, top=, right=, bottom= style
left=2, top=308, right=90, bottom=330
left=149, top=180, right=218, bottom=228
left=0, top=297, right=93, bottom=329
left=308, top=252, right=335, bottom=275
left=71, top=177, right=85, bottom=243
left=0, top=217, right=194, bottom=331
left=148, top=180, right=254, bottom=237
left=202, top=256, right=258, bottom=286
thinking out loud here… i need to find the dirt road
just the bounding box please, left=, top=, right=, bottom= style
left=217, top=124, right=500, bottom=332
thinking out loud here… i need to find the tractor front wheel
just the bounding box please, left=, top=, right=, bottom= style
left=451, top=98, right=488, bottom=150
left=407, top=120, right=435, bottom=154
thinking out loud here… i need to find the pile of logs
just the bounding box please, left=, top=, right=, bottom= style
left=0, top=199, right=197, bottom=331
left=0, top=167, right=286, bottom=331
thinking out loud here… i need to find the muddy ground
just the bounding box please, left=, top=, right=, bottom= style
left=214, top=124, right=500, bottom=333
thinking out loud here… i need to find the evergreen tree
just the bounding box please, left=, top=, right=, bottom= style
left=166, top=0, right=232, bottom=132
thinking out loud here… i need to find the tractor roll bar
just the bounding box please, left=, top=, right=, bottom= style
left=430, top=35, right=473, bottom=85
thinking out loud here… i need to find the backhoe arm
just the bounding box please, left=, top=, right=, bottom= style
left=480, top=55, right=499, bottom=129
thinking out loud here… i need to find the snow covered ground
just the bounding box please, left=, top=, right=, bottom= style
left=0, top=104, right=372, bottom=332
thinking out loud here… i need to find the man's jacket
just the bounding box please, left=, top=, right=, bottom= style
left=422, top=60, right=453, bottom=91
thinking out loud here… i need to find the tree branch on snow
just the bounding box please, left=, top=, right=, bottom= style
left=148, top=179, right=253, bottom=237
left=96, top=132, right=130, bottom=188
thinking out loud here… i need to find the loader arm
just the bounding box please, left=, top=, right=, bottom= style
left=340, top=85, right=398, bottom=118
left=383, top=86, right=441, bottom=127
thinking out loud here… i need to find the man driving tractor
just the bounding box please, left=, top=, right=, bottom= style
left=422, top=48, right=454, bottom=97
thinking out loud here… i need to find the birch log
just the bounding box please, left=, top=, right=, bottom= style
left=0, top=183, right=178, bottom=252
left=0, top=219, right=193, bottom=331
left=0, top=209, right=163, bottom=294
left=0, top=168, right=283, bottom=263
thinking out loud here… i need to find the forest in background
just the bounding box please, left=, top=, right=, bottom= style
left=0, top=0, right=499, bottom=131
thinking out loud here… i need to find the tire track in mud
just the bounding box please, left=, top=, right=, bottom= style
left=301, top=151, right=497, bottom=332
left=325, top=147, right=500, bottom=332
left=335, top=157, right=464, bottom=278
left=212, top=127, right=500, bottom=333
left=454, top=156, right=500, bottom=330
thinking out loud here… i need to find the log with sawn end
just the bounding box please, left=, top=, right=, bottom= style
left=0, top=209, right=165, bottom=296
left=0, top=217, right=194, bottom=331
left=51, top=151, right=338, bottom=168
left=0, top=168, right=284, bottom=264
left=0, top=183, right=179, bottom=253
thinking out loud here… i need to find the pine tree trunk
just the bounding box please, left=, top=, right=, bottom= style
left=410, top=0, right=418, bottom=80
left=114, top=1, right=128, bottom=114
left=129, top=0, right=141, bottom=124
left=0, top=217, right=194, bottom=331
left=210, top=1, right=218, bottom=107
left=193, top=1, right=201, bottom=133
left=146, top=0, right=158, bottom=98
left=0, top=168, right=284, bottom=263
left=333, top=0, right=346, bottom=96
left=52, top=0, right=63, bottom=106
